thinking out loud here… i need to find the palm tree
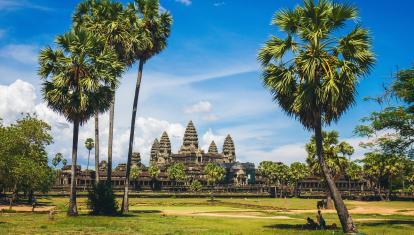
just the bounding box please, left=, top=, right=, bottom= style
left=204, top=163, right=225, bottom=201
left=121, top=0, right=172, bottom=213
left=258, top=0, right=374, bottom=232
left=84, top=138, right=94, bottom=171
left=38, top=28, right=123, bottom=216
left=73, top=0, right=136, bottom=183
left=94, top=115, right=100, bottom=183
left=52, top=153, right=63, bottom=168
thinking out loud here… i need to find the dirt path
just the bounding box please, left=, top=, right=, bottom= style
left=0, top=205, right=56, bottom=212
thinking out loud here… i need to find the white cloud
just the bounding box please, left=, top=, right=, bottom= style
left=0, top=44, right=38, bottom=65
left=238, top=143, right=307, bottom=165
left=0, top=0, right=52, bottom=11
left=184, top=101, right=212, bottom=114
left=175, top=0, right=191, bottom=6
left=213, top=2, right=225, bottom=7
left=201, top=128, right=226, bottom=152
left=0, top=79, right=36, bottom=123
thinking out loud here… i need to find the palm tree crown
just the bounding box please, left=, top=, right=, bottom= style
left=85, top=138, right=94, bottom=151
left=39, top=28, right=123, bottom=124
left=258, top=0, right=375, bottom=130
left=129, top=0, right=172, bottom=62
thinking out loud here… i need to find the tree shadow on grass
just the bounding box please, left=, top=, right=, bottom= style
left=264, top=224, right=339, bottom=231
left=358, top=220, right=414, bottom=227
left=130, top=210, right=162, bottom=214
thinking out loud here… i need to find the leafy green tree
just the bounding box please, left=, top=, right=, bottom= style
left=167, top=163, right=186, bottom=192
left=346, top=161, right=363, bottom=181
left=258, top=161, right=278, bottom=186
left=0, top=115, right=55, bottom=203
left=84, top=138, right=94, bottom=171
left=122, top=0, right=173, bottom=213
left=306, top=131, right=352, bottom=182
left=130, top=165, right=141, bottom=181
left=257, top=0, right=374, bottom=231
left=289, top=162, right=310, bottom=196
left=38, top=28, right=123, bottom=216
left=393, top=66, right=414, bottom=113
left=74, top=0, right=135, bottom=183
left=52, top=153, right=63, bottom=168
left=148, top=164, right=160, bottom=189
left=359, top=152, right=405, bottom=200
left=190, top=179, right=202, bottom=193
left=204, top=163, right=225, bottom=200
left=62, top=158, right=68, bottom=166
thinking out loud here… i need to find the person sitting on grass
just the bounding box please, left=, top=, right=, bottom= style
left=316, top=210, right=326, bottom=230
left=306, top=217, right=318, bottom=229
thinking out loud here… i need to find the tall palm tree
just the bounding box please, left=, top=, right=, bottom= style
left=94, top=115, right=100, bottom=183
left=84, top=138, right=94, bottom=171
left=38, top=28, right=123, bottom=216
left=121, top=0, right=172, bottom=213
left=73, top=0, right=136, bottom=183
left=258, top=0, right=374, bottom=232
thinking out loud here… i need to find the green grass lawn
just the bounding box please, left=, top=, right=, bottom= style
left=1, top=197, right=414, bottom=234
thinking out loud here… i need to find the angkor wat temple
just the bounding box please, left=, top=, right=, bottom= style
left=55, top=121, right=367, bottom=196
left=56, top=121, right=256, bottom=190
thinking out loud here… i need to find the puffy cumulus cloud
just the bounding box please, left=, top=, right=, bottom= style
left=184, top=100, right=212, bottom=114
left=0, top=44, right=38, bottom=65
left=201, top=128, right=226, bottom=152
left=175, top=0, right=191, bottom=6
left=0, top=79, right=36, bottom=123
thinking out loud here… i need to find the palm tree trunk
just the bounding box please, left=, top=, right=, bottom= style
left=94, top=114, right=100, bottom=184
left=122, top=60, right=144, bottom=213
left=315, top=115, right=356, bottom=233
left=68, top=120, right=79, bottom=216
left=107, top=95, right=115, bottom=183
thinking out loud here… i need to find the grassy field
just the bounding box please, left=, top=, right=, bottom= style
left=1, top=197, right=414, bottom=234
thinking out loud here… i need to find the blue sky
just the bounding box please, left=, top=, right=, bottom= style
left=0, top=0, right=413, bottom=168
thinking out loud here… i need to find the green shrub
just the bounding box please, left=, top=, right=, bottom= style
left=190, top=180, right=202, bottom=192
left=87, top=182, right=118, bottom=215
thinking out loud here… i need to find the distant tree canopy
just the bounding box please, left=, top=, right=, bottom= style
left=204, top=163, right=225, bottom=186
left=306, top=130, right=353, bottom=180
left=0, top=114, right=55, bottom=198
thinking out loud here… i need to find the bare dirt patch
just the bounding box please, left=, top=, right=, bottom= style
left=0, top=205, right=55, bottom=212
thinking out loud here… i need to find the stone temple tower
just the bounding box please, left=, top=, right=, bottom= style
left=158, top=131, right=171, bottom=164
left=131, top=152, right=141, bottom=167
left=179, top=120, right=200, bottom=154
left=222, top=134, right=236, bottom=163
left=208, top=141, right=218, bottom=154
left=150, top=138, right=159, bottom=165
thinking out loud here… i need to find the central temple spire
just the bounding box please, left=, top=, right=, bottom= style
left=181, top=120, right=199, bottom=150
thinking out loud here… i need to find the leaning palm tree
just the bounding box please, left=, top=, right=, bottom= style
left=73, top=0, right=136, bottom=183
left=38, top=28, right=123, bottom=216
left=258, top=0, right=374, bottom=232
left=121, top=0, right=172, bottom=213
